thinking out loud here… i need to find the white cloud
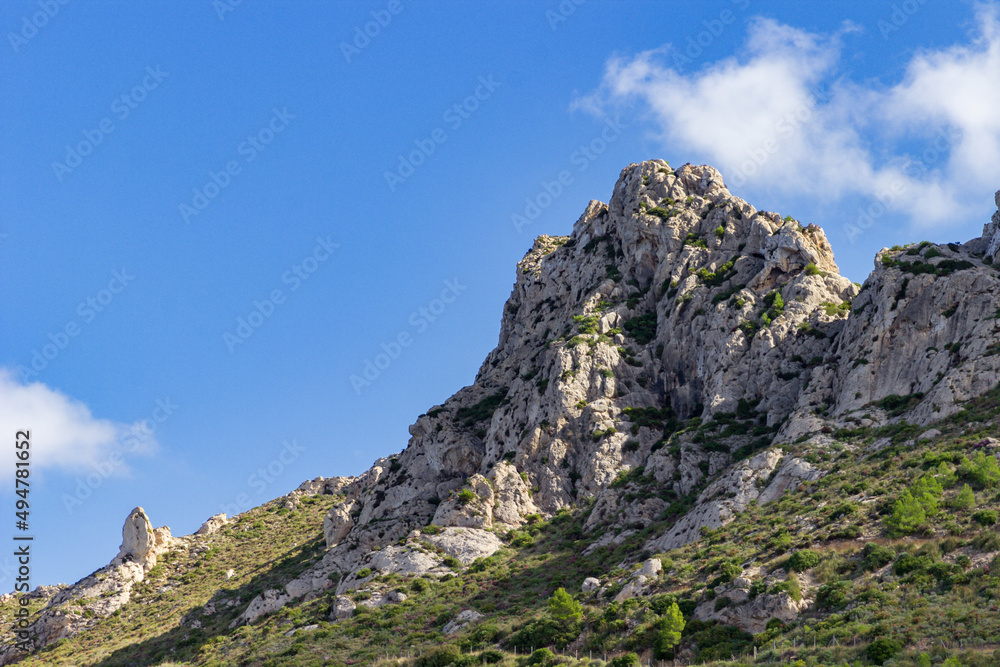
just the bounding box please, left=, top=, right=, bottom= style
left=575, top=7, right=1000, bottom=231
left=0, top=370, right=157, bottom=483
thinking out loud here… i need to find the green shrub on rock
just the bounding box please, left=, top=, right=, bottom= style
left=787, top=549, right=820, bottom=572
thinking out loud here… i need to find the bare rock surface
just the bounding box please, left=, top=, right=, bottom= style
left=442, top=610, right=484, bottom=635
left=196, top=513, right=228, bottom=535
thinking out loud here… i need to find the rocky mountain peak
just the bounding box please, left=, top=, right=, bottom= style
left=7, top=161, right=1000, bottom=663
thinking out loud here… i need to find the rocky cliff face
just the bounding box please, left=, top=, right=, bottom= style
left=8, top=160, right=1000, bottom=657
left=225, top=160, right=1000, bottom=623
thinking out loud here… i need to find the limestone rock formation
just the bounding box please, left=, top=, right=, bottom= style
left=215, top=161, right=1000, bottom=625
left=442, top=609, right=484, bottom=635
left=196, top=513, right=228, bottom=535
left=112, top=507, right=173, bottom=571
left=330, top=596, right=356, bottom=621
left=1, top=508, right=175, bottom=664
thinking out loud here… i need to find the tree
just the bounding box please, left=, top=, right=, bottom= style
left=961, top=451, right=1000, bottom=488
left=653, top=601, right=686, bottom=659
left=547, top=587, right=582, bottom=623
left=911, top=474, right=943, bottom=516
left=885, top=491, right=925, bottom=537
left=952, top=484, right=976, bottom=511
left=936, top=461, right=956, bottom=486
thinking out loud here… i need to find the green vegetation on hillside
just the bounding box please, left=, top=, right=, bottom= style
left=8, top=387, right=1000, bottom=667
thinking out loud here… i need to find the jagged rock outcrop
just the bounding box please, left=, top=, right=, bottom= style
left=296, top=476, right=355, bottom=496
left=442, top=609, right=484, bottom=635
left=808, top=240, right=1000, bottom=426
left=0, top=508, right=175, bottom=664
left=232, top=589, right=291, bottom=627
left=323, top=501, right=356, bottom=548
left=330, top=596, right=356, bottom=621
left=696, top=589, right=807, bottom=634
left=112, top=507, right=168, bottom=570
left=647, top=449, right=785, bottom=552
left=196, top=513, right=228, bottom=535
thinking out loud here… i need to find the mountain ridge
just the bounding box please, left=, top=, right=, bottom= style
left=5, top=159, right=1000, bottom=666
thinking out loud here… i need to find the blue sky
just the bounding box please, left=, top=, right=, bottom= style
left=2, top=1, right=999, bottom=587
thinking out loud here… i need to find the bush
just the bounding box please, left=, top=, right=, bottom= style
left=416, top=645, right=462, bottom=667
left=866, top=637, right=901, bottom=665
left=509, top=617, right=581, bottom=650
left=863, top=543, right=896, bottom=570
left=355, top=568, right=372, bottom=578
left=787, top=549, right=820, bottom=572
left=526, top=648, right=555, bottom=666
left=893, top=553, right=931, bottom=576
left=768, top=573, right=801, bottom=601
left=609, top=653, right=640, bottom=667
left=623, top=313, right=657, bottom=344
left=509, top=531, right=534, bottom=548
left=713, top=596, right=732, bottom=611
left=457, top=488, right=477, bottom=505
left=816, top=580, right=850, bottom=609
left=973, top=509, right=999, bottom=526
left=973, top=528, right=1000, bottom=551
left=716, top=561, right=742, bottom=582
left=761, top=290, right=784, bottom=325
left=684, top=620, right=754, bottom=662
left=479, top=650, right=504, bottom=664
left=952, top=484, right=976, bottom=510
